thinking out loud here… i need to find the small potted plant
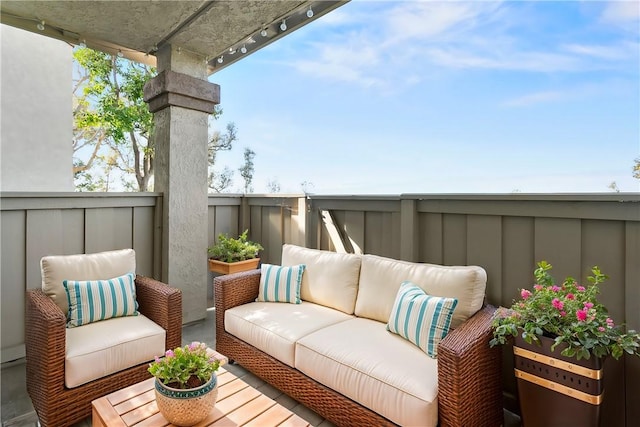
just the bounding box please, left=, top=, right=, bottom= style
left=207, top=229, right=264, bottom=274
left=491, top=261, right=640, bottom=427
left=148, top=342, right=221, bottom=426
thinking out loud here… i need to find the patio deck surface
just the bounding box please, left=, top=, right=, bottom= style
left=1, top=305, right=521, bottom=427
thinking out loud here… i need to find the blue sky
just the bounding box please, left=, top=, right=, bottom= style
left=209, top=0, right=639, bottom=194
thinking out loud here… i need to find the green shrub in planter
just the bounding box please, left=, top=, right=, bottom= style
left=207, top=230, right=263, bottom=263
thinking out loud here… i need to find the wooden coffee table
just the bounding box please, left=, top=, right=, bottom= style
left=91, top=366, right=311, bottom=426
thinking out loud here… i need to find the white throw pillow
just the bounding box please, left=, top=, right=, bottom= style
left=281, top=244, right=361, bottom=314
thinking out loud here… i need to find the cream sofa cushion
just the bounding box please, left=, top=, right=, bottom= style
left=281, top=244, right=361, bottom=314
left=355, top=254, right=486, bottom=328
left=224, top=301, right=353, bottom=367
left=296, top=317, right=439, bottom=427
left=65, top=314, right=165, bottom=388
left=41, top=249, right=136, bottom=316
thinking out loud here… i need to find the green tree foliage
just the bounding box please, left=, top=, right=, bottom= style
left=633, top=158, right=640, bottom=180
left=73, top=47, right=242, bottom=192
left=239, top=148, right=256, bottom=193
left=73, top=48, right=154, bottom=191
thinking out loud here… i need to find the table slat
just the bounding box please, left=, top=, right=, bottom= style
left=107, top=378, right=154, bottom=406
left=120, top=400, right=160, bottom=426
left=209, top=394, right=277, bottom=426
left=114, top=389, right=155, bottom=415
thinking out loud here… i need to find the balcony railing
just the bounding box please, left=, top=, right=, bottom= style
left=1, top=191, right=638, bottom=426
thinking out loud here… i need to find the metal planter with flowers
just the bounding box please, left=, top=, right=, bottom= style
left=491, top=261, right=640, bottom=427
left=148, top=342, right=221, bottom=426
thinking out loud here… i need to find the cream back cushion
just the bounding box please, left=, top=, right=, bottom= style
left=41, top=249, right=136, bottom=316
left=354, top=254, right=486, bottom=328
left=281, top=244, right=361, bottom=314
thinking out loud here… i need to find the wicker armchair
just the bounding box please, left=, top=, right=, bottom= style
left=215, top=269, right=503, bottom=427
left=25, top=275, right=182, bottom=427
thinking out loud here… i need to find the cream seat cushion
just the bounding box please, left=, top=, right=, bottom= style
left=65, top=314, right=165, bottom=388
left=41, top=249, right=136, bottom=316
left=281, top=244, right=361, bottom=314
left=295, top=317, right=439, bottom=427
left=224, top=301, right=353, bottom=367
left=355, top=254, right=487, bottom=328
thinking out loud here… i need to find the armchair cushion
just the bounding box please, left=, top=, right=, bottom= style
left=63, top=272, right=138, bottom=327
left=65, top=313, right=165, bottom=388
left=41, top=249, right=136, bottom=316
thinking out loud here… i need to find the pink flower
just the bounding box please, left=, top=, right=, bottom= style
left=566, top=293, right=575, bottom=300
left=165, top=349, right=175, bottom=358
left=598, top=327, right=606, bottom=332
left=560, top=311, right=567, bottom=317
left=521, top=289, right=532, bottom=300
left=584, top=302, right=594, bottom=309
left=577, top=285, right=586, bottom=291
left=552, top=298, right=564, bottom=311
left=551, top=286, right=561, bottom=292
left=576, top=309, right=588, bottom=322
left=534, top=284, right=543, bottom=291
left=606, top=317, right=615, bottom=327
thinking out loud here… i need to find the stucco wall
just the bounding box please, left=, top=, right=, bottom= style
left=0, top=25, right=73, bottom=191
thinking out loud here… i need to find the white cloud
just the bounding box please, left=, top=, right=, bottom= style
left=425, top=48, right=583, bottom=72
left=562, top=41, right=638, bottom=61
left=383, top=1, right=497, bottom=45
left=503, top=91, right=566, bottom=107
left=600, top=1, right=640, bottom=25
left=503, top=77, right=637, bottom=108
left=291, top=41, right=382, bottom=87
left=285, top=1, right=637, bottom=91
left=285, top=1, right=502, bottom=88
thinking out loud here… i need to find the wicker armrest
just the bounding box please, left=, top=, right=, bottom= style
left=135, top=275, right=182, bottom=350
left=25, top=289, right=67, bottom=394
left=437, top=304, right=503, bottom=427
left=214, top=269, right=261, bottom=311
left=214, top=269, right=261, bottom=348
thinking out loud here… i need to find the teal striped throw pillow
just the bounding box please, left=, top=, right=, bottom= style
left=387, top=281, right=458, bottom=358
left=63, top=273, right=138, bottom=327
left=257, top=264, right=306, bottom=304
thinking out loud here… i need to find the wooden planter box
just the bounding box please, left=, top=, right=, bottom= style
left=208, top=258, right=260, bottom=275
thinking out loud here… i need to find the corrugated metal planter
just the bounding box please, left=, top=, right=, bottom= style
left=514, top=334, right=603, bottom=427
left=208, top=258, right=260, bottom=275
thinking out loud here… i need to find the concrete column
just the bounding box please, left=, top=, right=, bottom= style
left=143, top=45, right=220, bottom=324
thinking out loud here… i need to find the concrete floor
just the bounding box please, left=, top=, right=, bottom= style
left=1, top=306, right=520, bottom=427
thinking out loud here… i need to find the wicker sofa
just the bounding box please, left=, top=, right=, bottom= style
left=215, top=244, right=502, bottom=427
